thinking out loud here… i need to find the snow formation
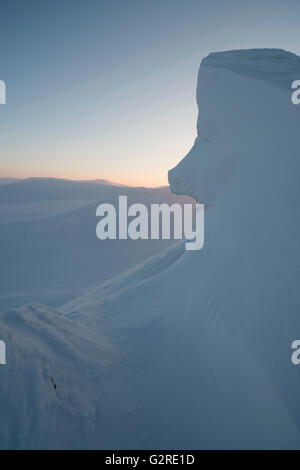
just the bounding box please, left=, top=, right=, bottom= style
left=2, top=49, right=300, bottom=449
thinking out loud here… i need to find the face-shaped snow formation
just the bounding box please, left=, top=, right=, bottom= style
left=168, top=49, right=300, bottom=206
left=58, top=50, right=300, bottom=450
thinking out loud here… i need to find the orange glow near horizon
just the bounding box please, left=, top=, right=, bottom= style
left=0, top=169, right=170, bottom=188
left=0, top=118, right=194, bottom=189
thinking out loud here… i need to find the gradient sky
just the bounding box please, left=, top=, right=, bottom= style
left=1, top=0, right=300, bottom=186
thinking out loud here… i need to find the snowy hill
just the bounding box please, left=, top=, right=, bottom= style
left=0, top=178, right=19, bottom=186
left=0, top=177, right=126, bottom=203
left=0, top=178, right=192, bottom=310
left=2, top=49, right=300, bottom=449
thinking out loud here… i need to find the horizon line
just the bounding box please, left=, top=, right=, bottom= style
left=0, top=175, right=169, bottom=190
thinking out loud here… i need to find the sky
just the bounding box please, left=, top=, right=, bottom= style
left=1, top=0, right=300, bottom=187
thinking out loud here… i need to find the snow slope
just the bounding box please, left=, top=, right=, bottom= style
left=0, top=178, right=192, bottom=311
left=61, top=49, right=300, bottom=448
left=2, top=49, right=300, bottom=449
left=0, top=303, right=115, bottom=449
left=61, top=242, right=300, bottom=449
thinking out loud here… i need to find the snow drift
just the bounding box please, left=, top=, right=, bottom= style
left=63, top=49, right=300, bottom=448
left=2, top=49, right=300, bottom=449
left=0, top=303, right=115, bottom=449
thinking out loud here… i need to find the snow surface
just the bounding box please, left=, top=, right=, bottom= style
left=0, top=178, right=191, bottom=311
left=0, top=303, right=115, bottom=449
left=2, top=49, right=300, bottom=449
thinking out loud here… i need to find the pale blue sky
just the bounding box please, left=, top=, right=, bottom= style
left=1, top=0, right=300, bottom=186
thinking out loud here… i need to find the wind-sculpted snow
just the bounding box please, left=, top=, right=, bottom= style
left=0, top=304, right=115, bottom=449
left=63, top=49, right=300, bottom=448
left=2, top=49, right=300, bottom=449
left=169, top=49, right=300, bottom=202
left=201, top=49, right=300, bottom=90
